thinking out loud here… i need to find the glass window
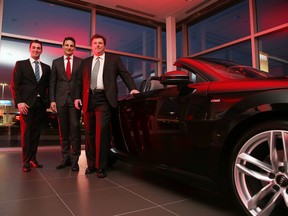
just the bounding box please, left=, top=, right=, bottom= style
left=118, top=56, right=157, bottom=97
left=256, top=0, right=288, bottom=32
left=199, top=41, right=252, bottom=66
left=3, top=0, right=91, bottom=46
left=162, top=31, right=167, bottom=59
left=188, top=1, right=250, bottom=55
left=258, top=29, right=288, bottom=76
left=96, top=14, right=157, bottom=57
left=176, top=30, right=182, bottom=59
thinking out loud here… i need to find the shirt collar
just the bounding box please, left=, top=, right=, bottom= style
left=94, top=53, right=105, bottom=60
left=30, top=58, right=40, bottom=64
left=64, top=55, right=73, bottom=60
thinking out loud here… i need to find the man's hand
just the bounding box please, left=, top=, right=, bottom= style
left=50, top=102, right=57, bottom=112
left=130, top=89, right=140, bottom=95
left=74, top=99, right=82, bottom=110
left=17, top=103, right=29, bottom=115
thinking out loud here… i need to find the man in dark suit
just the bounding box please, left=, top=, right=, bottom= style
left=49, top=37, right=82, bottom=171
left=11, top=39, right=51, bottom=172
left=74, top=34, right=139, bottom=178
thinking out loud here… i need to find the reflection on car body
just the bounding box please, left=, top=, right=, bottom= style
left=111, top=57, right=288, bottom=216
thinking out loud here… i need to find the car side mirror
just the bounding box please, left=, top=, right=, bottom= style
left=160, top=71, right=189, bottom=85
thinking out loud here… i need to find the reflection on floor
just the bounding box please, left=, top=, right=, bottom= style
left=0, top=146, right=242, bottom=216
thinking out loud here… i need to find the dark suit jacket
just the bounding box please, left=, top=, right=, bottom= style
left=11, top=59, right=51, bottom=108
left=49, top=56, right=82, bottom=107
left=76, top=53, right=137, bottom=112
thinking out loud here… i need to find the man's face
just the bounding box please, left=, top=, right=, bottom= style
left=63, top=40, right=75, bottom=56
left=29, top=42, right=42, bottom=60
left=91, top=38, right=105, bottom=56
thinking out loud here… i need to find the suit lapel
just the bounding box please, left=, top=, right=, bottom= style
left=71, top=58, right=78, bottom=79
left=25, top=59, right=38, bottom=83
left=103, top=53, right=109, bottom=73
left=39, top=61, right=49, bottom=83
left=60, top=58, right=68, bottom=80
left=88, top=56, right=93, bottom=79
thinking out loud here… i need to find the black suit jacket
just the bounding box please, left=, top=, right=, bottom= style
left=49, top=56, right=82, bottom=107
left=11, top=59, right=51, bottom=108
left=76, top=53, right=137, bottom=111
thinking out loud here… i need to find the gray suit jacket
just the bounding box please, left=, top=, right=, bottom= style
left=49, top=56, right=82, bottom=107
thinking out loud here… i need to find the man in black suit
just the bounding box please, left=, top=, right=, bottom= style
left=49, top=37, right=82, bottom=171
left=74, top=34, right=139, bottom=178
left=11, top=40, right=51, bottom=172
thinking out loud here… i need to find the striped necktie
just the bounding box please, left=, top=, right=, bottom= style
left=34, top=61, right=40, bottom=82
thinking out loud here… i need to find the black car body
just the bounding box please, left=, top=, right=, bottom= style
left=111, top=57, right=288, bottom=216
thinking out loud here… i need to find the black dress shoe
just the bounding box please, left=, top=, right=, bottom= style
left=22, top=164, right=31, bottom=172
left=97, top=169, right=107, bottom=178
left=30, top=160, right=43, bottom=168
left=85, top=167, right=97, bottom=174
left=71, top=163, right=79, bottom=172
left=56, top=161, right=71, bottom=169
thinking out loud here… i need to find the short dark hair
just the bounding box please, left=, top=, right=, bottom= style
left=91, top=34, right=106, bottom=45
left=29, top=39, right=43, bottom=50
left=63, top=37, right=76, bottom=46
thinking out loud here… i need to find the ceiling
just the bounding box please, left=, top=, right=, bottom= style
left=79, top=0, right=220, bottom=22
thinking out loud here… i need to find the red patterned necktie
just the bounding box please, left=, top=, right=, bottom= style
left=66, top=57, right=71, bottom=80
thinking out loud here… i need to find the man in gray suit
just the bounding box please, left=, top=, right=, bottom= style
left=49, top=37, right=82, bottom=171
left=11, top=40, right=51, bottom=172
left=74, top=34, right=139, bottom=178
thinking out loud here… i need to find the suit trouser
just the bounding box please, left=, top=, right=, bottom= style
left=57, top=95, right=81, bottom=164
left=84, top=91, right=113, bottom=169
left=20, top=98, right=46, bottom=165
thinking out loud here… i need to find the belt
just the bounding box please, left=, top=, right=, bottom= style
left=90, top=89, right=105, bottom=94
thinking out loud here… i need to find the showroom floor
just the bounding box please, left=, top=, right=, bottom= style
left=0, top=146, right=242, bottom=216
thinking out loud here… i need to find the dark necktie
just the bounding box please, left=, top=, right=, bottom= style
left=34, top=61, right=40, bottom=82
left=90, top=57, right=100, bottom=89
left=66, top=57, right=71, bottom=80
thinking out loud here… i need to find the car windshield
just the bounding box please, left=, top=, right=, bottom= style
left=199, top=58, right=271, bottom=79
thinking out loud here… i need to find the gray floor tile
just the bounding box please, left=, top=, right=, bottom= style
left=0, top=146, right=242, bottom=216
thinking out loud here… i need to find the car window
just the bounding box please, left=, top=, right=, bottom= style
left=189, top=70, right=206, bottom=83
left=150, top=80, right=164, bottom=90
left=140, top=76, right=165, bottom=92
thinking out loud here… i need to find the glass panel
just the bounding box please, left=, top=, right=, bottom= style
left=96, top=14, right=157, bottom=57
left=258, top=29, right=288, bottom=76
left=176, top=30, right=182, bottom=59
left=188, top=1, right=250, bottom=55
left=3, top=0, right=91, bottom=46
left=162, top=31, right=167, bottom=59
left=256, top=0, right=288, bottom=32
left=199, top=41, right=252, bottom=66
left=118, top=56, right=157, bottom=97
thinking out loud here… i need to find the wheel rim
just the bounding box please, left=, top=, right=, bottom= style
left=234, top=130, right=288, bottom=216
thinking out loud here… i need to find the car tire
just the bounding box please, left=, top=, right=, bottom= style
left=229, top=120, right=288, bottom=216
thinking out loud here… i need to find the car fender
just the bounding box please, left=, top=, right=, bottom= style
left=215, top=89, right=288, bottom=143
left=206, top=89, right=288, bottom=191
